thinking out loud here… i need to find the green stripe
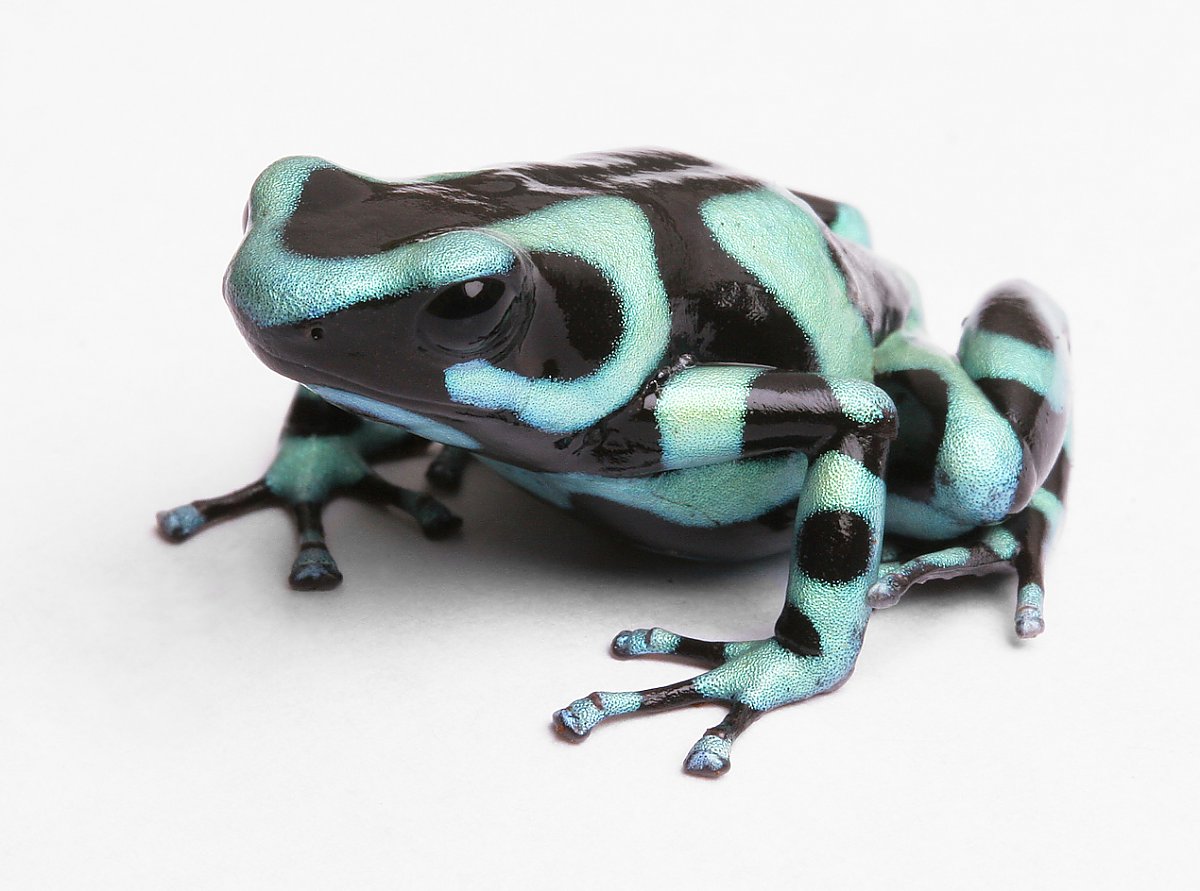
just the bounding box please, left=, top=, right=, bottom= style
left=701, top=189, right=874, bottom=380
left=960, top=329, right=1069, bottom=411
left=655, top=366, right=765, bottom=469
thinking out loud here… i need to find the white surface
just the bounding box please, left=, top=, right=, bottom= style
left=3, top=2, right=1198, bottom=888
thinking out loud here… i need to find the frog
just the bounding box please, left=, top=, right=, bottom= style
left=157, top=149, right=1071, bottom=777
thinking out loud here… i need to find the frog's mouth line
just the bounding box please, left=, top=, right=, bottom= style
left=247, top=340, right=475, bottom=432
left=305, top=384, right=482, bottom=451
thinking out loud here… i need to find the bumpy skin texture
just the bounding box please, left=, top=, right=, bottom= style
left=159, top=149, right=1071, bottom=776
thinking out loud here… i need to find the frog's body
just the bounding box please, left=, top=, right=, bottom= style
left=160, top=150, right=1070, bottom=776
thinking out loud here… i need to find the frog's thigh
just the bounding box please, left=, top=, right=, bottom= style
left=877, top=282, right=1070, bottom=537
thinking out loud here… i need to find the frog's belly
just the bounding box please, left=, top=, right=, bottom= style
left=478, top=454, right=809, bottom=561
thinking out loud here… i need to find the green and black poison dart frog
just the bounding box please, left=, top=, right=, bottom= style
left=158, top=150, right=1071, bottom=777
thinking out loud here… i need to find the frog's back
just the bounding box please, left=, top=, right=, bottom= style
left=280, top=149, right=913, bottom=379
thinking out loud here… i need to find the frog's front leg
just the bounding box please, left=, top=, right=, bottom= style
left=554, top=370, right=896, bottom=776
left=157, top=387, right=464, bottom=590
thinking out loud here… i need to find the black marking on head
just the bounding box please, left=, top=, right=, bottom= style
left=972, top=292, right=1057, bottom=350
left=571, top=403, right=667, bottom=477
left=677, top=280, right=818, bottom=370
left=774, top=603, right=823, bottom=657
left=284, top=168, right=506, bottom=257
left=826, top=238, right=912, bottom=344
left=789, top=190, right=840, bottom=227
left=797, top=509, right=874, bottom=583
left=497, top=252, right=622, bottom=382
left=878, top=368, right=949, bottom=501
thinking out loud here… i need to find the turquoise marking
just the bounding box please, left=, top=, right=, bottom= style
left=557, top=691, right=641, bottom=736
left=1015, top=581, right=1046, bottom=636
left=655, top=365, right=765, bottom=470
left=307, top=386, right=482, bottom=450
left=227, top=157, right=517, bottom=327
left=1017, top=583, right=1044, bottom=611
left=615, top=628, right=682, bottom=657
left=960, top=329, right=1069, bottom=411
left=479, top=453, right=809, bottom=528
left=264, top=437, right=370, bottom=502
left=693, top=639, right=844, bottom=709
left=797, top=450, right=887, bottom=524
left=920, top=546, right=974, bottom=569
left=984, top=525, right=1020, bottom=560
left=831, top=203, right=871, bottom=247
left=1029, top=488, right=1065, bottom=532
left=826, top=378, right=895, bottom=427
left=444, top=196, right=670, bottom=434
left=884, top=494, right=977, bottom=540
left=701, top=189, right=874, bottom=379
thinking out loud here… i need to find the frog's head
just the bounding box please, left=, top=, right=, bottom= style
left=224, top=157, right=536, bottom=431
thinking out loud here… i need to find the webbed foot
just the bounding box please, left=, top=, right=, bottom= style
left=868, top=522, right=1053, bottom=639
left=554, top=629, right=852, bottom=777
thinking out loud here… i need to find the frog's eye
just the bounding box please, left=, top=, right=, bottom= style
left=419, top=277, right=517, bottom=355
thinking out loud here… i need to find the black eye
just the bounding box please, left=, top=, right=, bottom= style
left=425, top=279, right=507, bottom=320
left=419, top=277, right=519, bottom=355
left=309, top=326, right=324, bottom=341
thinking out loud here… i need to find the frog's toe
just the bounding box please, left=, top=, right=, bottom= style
left=552, top=682, right=705, bottom=741
left=412, top=497, right=462, bottom=540
left=551, top=691, right=643, bottom=740
left=683, top=704, right=756, bottom=777
left=288, top=543, right=343, bottom=591
left=867, top=573, right=907, bottom=609
left=1015, top=612, right=1044, bottom=638
left=610, top=627, right=729, bottom=667
left=353, top=475, right=462, bottom=539
left=683, top=736, right=732, bottom=776
left=156, top=504, right=206, bottom=541
left=1015, top=584, right=1046, bottom=639
left=155, top=480, right=274, bottom=543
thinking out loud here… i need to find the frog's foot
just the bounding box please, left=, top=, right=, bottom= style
left=1014, top=583, right=1045, bottom=639
left=868, top=506, right=1062, bottom=640
left=554, top=636, right=849, bottom=777
left=157, top=437, right=460, bottom=591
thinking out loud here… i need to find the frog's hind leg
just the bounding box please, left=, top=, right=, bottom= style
left=877, top=280, right=1070, bottom=636
left=957, top=281, right=1071, bottom=511
left=871, top=451, right=1067, bottom=636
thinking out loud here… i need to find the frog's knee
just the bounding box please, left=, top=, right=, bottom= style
left=938, top=414, right=1027, bottom=526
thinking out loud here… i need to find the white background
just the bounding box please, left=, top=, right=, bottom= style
left=3, top=1, right=1198, bottom=888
